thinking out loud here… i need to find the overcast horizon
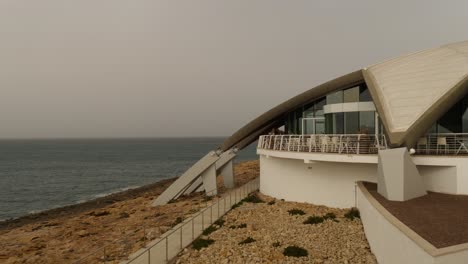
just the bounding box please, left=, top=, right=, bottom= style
left=2, top=0, right=468, bottom=139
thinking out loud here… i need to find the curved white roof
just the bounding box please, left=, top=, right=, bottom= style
left=364, top=41, right=468, bottom=146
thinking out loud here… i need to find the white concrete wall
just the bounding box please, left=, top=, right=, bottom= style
left=259, top=155, right=377, bottom=208
left=258, top=149, right=468, bottom=198
left=357, top=183, right=468, bottom=264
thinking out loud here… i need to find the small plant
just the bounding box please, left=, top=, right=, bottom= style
left=192, top=238, right=215, bottom=250
left=202, top=225, right=217, bottom=236
left=283, top=246, right=308, bottom=257
left=171, top=216, right=183, bottom=227
left=323, top=212, right=336, bottom=220
left=232, top=201, right=244, bottom=209
left=272, top=241, right=281, bottom=248
left=303, top=216, right=324, bottom=225
left=288, top=209, right=306, bottom=216
left=242, top=194, right=264, bottom=203
left=268, top=200, right=276, bottom=205
left=203, top=196, right=213, bottom=202
left=214, top=219, right=225, bottom=227
left=239, top=237, right=256, bottom=245
left=344, top=208, right=360, bottom=220
left=229, top=223, right=247, bottom=229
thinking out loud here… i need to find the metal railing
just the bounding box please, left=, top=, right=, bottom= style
left=415, top=133, right=468, bottom=155
left=122, top=178, right=260, bottom=264
left=258, top=134, right=388, bottom=155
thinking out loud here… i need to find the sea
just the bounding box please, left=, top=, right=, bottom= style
left=0, top=138, right=257, bottom=221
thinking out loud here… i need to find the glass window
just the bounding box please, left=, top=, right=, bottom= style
left=359, top=86, right=372, bottom=102
left=344, top=87, right=359, bottom=103
left=359, top=111, right=375, bottom=134
left=325, top=113, right=344, bottom=134
left=314, top=97, right=326, bottom=117
left=326, top=91, right=343, bottom=105
left=463, top=97, right=468, bottom=133
left=345, top=112, right=359, bottom=134
left=438, top=101, right=463, bottom=133
left=303, top=102, right=315, bottom=118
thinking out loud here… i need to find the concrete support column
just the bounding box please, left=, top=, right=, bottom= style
left=219, top=160, right=235, bottom=188
left=377, top=148, right=427, bottom=201
left=201, top=165, right=218, bottom=196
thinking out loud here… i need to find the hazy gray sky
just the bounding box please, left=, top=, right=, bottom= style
left=1, top=0, right=468, bottom=138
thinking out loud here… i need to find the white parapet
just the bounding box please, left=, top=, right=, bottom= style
left=357, top=182, right=468, bottom=264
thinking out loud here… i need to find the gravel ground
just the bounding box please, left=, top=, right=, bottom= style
left=176, top=192, right=376, bottom=264
left=0, top=161, right=259, bottom=264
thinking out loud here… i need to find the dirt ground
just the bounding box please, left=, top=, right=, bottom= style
left=0, top=160, right=259, bottom=264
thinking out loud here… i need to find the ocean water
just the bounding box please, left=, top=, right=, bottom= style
left=0, top=138, right=257, bottom=221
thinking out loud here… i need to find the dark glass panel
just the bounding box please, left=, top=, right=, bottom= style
left=314, top=97, right=326, bottom=117
left=345, top=112, right=360, bottom=134
left=344, top=87, right=360, bottom=103
left=359, top=111, right=375, bottom=134
left=359, top=86, right=372, bottom=102
left=326, top=90, right=343, bottom=105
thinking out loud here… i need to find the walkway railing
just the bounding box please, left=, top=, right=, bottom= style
left=415, top=133, right=468, bottom=155
left=122, top=178, right=260, bottom=264
left=258, top=134, right=388, bottom=155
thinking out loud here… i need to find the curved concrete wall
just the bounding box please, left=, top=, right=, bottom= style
left=357, top=182, right=468, bottom=264
left=259, top=155, right=377, bottom=208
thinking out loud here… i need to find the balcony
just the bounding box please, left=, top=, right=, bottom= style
left=415, top=133, right=468, bottom=155
left=257, top=134, right=387, bottom=155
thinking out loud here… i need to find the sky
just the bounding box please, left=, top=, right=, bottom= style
left=1, top=0, right=468, bottom=138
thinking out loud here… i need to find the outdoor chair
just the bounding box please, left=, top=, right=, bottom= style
left=307, top=135, right=318, bottom=152
left=417, top=137, right=428, bottom=154
left=331, top=136, right=340, bottom=153
left=437, top=137, right=448, bottom=155
left=320, top=136, right=330, bottom=153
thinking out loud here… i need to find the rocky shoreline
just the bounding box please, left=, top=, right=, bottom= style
left=0, top=160, right=260, bottom=264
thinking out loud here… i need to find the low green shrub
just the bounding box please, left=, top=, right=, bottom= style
left=344, top=208, right=360, bottom=220
left=171, top=216, right=183, bottom=227
left=214, top=219, right=225, bottom=227
left=288, top=209, right=306, bottom=216
left=239, top=237, right=256, bottom=245
left=323, top=212, right=336, bottom=220
left=229, top=223, right=247, bottom=229
left=272, top=241, right=281, bottom=248
left=283, top=246, right=308, bottom=257
left=267, top=200, right=276, bottom=205
left=232, top=201, right=244, bottom=209
left=303, top=216, right=324, bottom=225
left=242, top=194, right=264, bottom=203
left=192, top=238, right=215, bottom=250
left=202, top=225, right=217, bottom=236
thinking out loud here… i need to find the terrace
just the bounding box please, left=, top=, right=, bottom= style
left=258, top=133, right=468, bottom=156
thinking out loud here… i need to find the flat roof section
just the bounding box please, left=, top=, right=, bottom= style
left=363, top=182, right=468, bottom=249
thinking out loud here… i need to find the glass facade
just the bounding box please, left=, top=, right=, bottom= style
left=427, top=95, right=468, bottom=134
left=285, top=83, right=378, bottom=135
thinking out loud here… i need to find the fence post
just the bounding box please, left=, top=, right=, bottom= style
left=165, top=237, right=168, bottom=263
left=180, top=228, right=183, bottom=249
left=148, top=245, right=151, bottom=264
left=192, top=218, right=194, bottom=240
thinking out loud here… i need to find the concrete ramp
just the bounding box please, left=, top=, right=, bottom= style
left=152, top=149, right=237, bottom=206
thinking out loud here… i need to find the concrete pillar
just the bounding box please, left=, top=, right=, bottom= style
left=201, top=164, right=218, bottom=196
left=219, top=160, right=235, bottom=188
left=183, top=177, right=204, bottom=195
left=377, top=148, right=427, bottom=201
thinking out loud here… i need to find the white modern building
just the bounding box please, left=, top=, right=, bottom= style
left=156, top=41, right=468, bottom=263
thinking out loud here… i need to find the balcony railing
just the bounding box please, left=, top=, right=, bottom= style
left=415, top=133, right=468, bottom=155
left=258, top=134, right=388, bottom=155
